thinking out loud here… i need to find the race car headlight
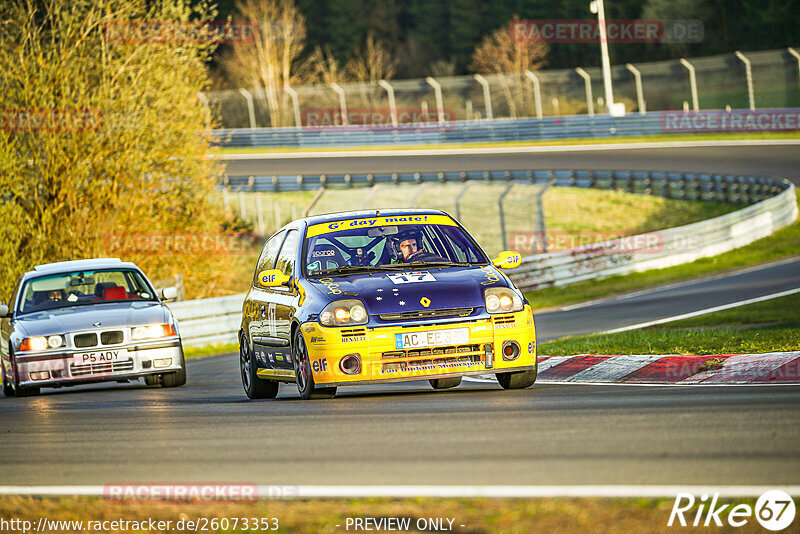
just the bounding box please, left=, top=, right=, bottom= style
left=484, top=288, right=523, bottom=314
left=20, top=335, right=65, bottom=352
left=319, top=299, right=368, bottom=327
left=132, top=324, right=176, bottom=340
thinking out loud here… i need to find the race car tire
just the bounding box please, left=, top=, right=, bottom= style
left=160, top=356, right=187, bottom=388
left=10, top=349, right=39, bottom=397
left=3, top=367, right=14, bottom=397
left=496, top=366, right=538, bottom=390
left=429, top=377, right=462, bottom=389
left=240, top=334, right=279, bottom=399
left=293, top=330, right=336, bottom=400
left=144, top=374, right=161, bottom=386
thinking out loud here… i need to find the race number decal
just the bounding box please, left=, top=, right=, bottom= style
left=387, top=271, right=436, bottom=284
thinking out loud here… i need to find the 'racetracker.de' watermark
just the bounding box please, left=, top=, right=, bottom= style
left=104, top=20, right=258, bottom=44
left=0, top=108, right=102, bottom=132
left=509, top=19, right=703, bottom=43
left=106, top=232, right=260, bottom=256
left=103, top=484, right=297, bottom=502
left=661, top=109, right=800, bottom=133
left=301, top=108, right=456, bottom=128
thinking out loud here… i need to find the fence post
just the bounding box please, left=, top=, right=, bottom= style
left=498, top=183, right=514, bottom=250
left=524, top=70, right=543, bottom=119
left=256, top=194, right=265, bottom=235
left=425, top=77, right=446, bottom=124
left=473, top=74, right=493, bottom=120
left=455, top=183, right=471, bottom=221
left=329, top=83, right=348, bottom=126
left=734, top=51, right=756, bottom=110
left=274, top=200, right=281, bottom=228
left=575, top=68, right=594, bottom=116
left=239, top=191, right=247, bottom=220
left=303, top=186, right=326, bottom=217
left=378, top=80, right=398, bottom=127
left=535, top=179, right=555, bottom=253
left=789, top=48, right=800, bottom=91
left=679, top=58, right=699, bottom=111
left=284, top=84, right=302, bottom=127
left=238, top=88, right=257, bottom=129
left=625, top=63, right=646, bottom=114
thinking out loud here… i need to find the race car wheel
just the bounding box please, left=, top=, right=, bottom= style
left=160, top=352, right=187, bottom=388
left=240, top=334, right=279, bottom=399
left=429, top=377, right=462, bottom=389
left=497, top=365, right=538, bottom=390
left=144, top=374, right=161, bottom=386
left=10, top=350, right=39, bottom=397
left=293, top=329, right=336, bottom=400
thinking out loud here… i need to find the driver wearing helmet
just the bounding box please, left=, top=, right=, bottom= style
left=389, top=228, right=448, bottom=263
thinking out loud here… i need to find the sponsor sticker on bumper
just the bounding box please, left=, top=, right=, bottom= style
left=395, top=328, right=469, bottom=349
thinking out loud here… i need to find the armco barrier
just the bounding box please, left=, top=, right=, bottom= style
left=211, top=109, right=800, bottom=149
left=176, top=171, right=796, bottom=347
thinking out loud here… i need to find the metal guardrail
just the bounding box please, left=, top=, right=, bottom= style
left=175, top=171, right=796, bottom=347
left=212, top=108, right=800, bottom=149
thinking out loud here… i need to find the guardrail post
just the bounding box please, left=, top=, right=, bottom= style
left=473, top=74, right=493, bottom=120
left=734, top=51, right=756, bottom=110
left=238, top=89, right=257, bottom=129
left=625, top=63, right=646, bottom=114
left=378, top=80, right=398, bottom=127
left=524, top=70, right=543, bottom=119
left=329, top=83, right=348, bottom=126
left=498, top=183, right=514, bottom=250
left=789, top=48, right=800, bottom=90
left=575, top=68, right=594, bottom=116
left=284, top=84, right=302, bottom=127
left=535, top=178, right=554, bottom=253
left=425, top=77, right=446, bottom=125
left=679, top=58, right=699, bottom=111
left=455, top=183, right=471, bottom=221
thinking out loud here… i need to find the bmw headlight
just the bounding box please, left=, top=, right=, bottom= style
left=132, top=324, right=177, bottom=340
left=319, top=299, right=369, bottom=327
left=20, top=335, right=65, bottom=352
left=484, top=287, right=523, bottom=314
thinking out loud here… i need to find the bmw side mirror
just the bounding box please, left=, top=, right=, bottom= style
left=0, top=304, right=9, bottom=317
left=160, top=286, right=179, bottom=301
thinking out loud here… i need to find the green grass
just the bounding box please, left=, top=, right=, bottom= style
left=212, top=131, right=800, bottom=155
left=539, top=292, right=800, bottom=356
left=527, top=192, right=800, bottom=310
left=184, top=343, right=238, bottom=359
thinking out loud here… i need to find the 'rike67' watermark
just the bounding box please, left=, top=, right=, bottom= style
left=669, top=490, right=796, bottom=530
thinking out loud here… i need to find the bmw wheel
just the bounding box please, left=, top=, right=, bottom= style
left=2, top=365, right=14, bottom=397
left=240, top=333, right=278, bottom=399
left=293, top=329, right=336, bottom=400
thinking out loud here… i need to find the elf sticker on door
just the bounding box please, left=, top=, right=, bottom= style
left=387, top=271, right=436, bottom=284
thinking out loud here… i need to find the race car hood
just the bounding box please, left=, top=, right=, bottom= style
left=14, top=301, right=169, bottom=338
left=307, top=265, right=509, bottom=315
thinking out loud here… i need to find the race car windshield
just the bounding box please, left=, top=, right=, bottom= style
left=18, top=269, right=157, bottom=314
left=304, top=220, right=488, bottom=276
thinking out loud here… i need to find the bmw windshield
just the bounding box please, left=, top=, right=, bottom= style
left=304, top=215, right=488, bottom=276
left=18, top=269, right=157, bottom=314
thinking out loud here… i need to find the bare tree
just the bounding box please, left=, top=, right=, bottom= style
left=222, top=0, right=307, bottom=127
left=470, top=17, right=548, bottom=118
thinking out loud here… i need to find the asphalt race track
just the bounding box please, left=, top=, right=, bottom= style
left=222, top=142, right=800, bottom=183
left=2, top=143, right=799, bottom=487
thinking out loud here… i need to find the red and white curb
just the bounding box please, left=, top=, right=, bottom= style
left=467, top=351, right=800, bottom=384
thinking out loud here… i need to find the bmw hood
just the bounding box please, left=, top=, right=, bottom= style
left=14, top=301, right=169, bottom=338
left=307, top=266, right=510, bottom=315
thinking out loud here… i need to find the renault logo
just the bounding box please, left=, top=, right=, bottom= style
left=420, top=297, right=431, bottom=308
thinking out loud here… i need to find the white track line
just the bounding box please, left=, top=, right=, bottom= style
left=1, top=485, right=799, bottom=498
left=601, top=287, right=800, bottom=334
left=213, top=138, right=800, bottom=160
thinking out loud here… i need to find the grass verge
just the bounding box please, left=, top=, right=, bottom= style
left=184, top=343, right=238, bottom=359
left=212, top=131, right=800, bottom=155
left=539, top=293, right=800, bottom=356
left=527, top=192, right=800, bottom=311
left=0, top=496, right=772, bottom=534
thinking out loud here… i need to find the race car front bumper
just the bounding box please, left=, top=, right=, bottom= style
left=301, top=306, right=536, bottom=388
left=12, top=338, right=184, bottom=388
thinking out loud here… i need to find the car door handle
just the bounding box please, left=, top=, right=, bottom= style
left=260, top=305, right=266, bottom=318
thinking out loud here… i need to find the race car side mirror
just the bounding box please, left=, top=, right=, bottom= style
left=0, top=304, right=8, bottom=317
left=492, top=250, right=522, bottom=270
left=257, top=269, right=291, bottom=288
left=160, top=286, right=179, bottom=301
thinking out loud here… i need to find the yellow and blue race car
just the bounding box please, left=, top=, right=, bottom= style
left=238, top=209, right=536, bottom=400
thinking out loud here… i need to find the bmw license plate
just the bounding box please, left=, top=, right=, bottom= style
left=395, top=328, right=469, bottom=350
left=72, top=349, right=126, bottom=365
